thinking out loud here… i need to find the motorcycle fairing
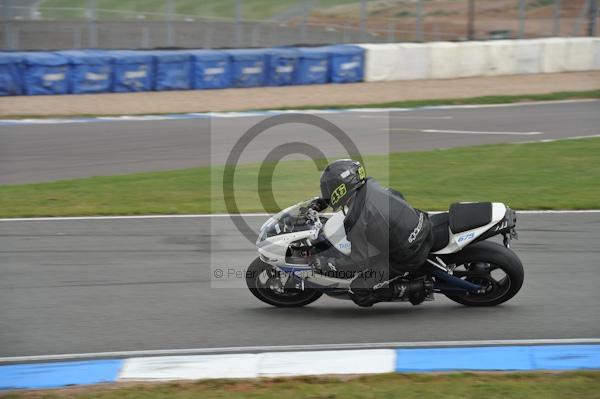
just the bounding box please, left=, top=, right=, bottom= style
left=431, top=202, right=508, bottom=255
left=322, top=211, right=352, bottom=255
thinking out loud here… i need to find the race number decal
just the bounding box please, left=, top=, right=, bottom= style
left=330, top=183, right=347, bottom=206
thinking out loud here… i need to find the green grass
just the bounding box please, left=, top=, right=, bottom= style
left=2, top=372, right=600, bottom=398
left=272, top=90, right=600, bottom=111
left=0, top=138, right=598, bottom=218
left=39, top=0, right=361, bottom=21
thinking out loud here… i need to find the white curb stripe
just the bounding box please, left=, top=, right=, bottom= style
left=120, top=354, right=259, bottom=380
left=119, top=349, right=396, bottom=381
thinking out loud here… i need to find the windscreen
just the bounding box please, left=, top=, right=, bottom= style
left=257, top=199, right=315, bottom=243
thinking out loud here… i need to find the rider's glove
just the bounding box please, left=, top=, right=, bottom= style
left=309, top=198, right=329, bottom=212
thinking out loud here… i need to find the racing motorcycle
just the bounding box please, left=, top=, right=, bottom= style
left=246, top=199, right=523, bottom=307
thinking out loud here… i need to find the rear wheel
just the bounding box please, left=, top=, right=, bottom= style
left=246, top=257, right=322, bottom=307
left=441, top=241, right=524, bottom=306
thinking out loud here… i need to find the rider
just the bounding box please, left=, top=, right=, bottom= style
left=311, top=159, right=434, bottom=306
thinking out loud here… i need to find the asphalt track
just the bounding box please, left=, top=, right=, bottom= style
left=1, top=212, right=599, bottom=357
left=1, top=100, right=599, bottom=184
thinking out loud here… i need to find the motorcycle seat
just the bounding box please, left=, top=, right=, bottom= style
left=449, top=202, right=493, bottom=233
left=429, top=212, right=450, bottom=252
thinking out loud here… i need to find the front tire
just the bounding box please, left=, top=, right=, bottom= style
left=441, top=241, right=524, bottom=306
left=246, top=257, right=323, bottom=307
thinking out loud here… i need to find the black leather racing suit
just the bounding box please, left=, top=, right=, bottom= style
left=343, top=178, right=433, bottom=283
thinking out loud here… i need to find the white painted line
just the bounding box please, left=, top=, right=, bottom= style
left=517, top=134, right=600, bottom=144
left=384, top=128, right=543, bottom=135
left=518, top=210, right=600, bottom=214
left=421, top=99, right=600, bottom=110
left=1, top=210, right=599, bottom=222
left=2, top=338, right=599, bottom=364
left=422, top=129, right=543, bottom=136
left=357, top=115, right=454, bottom=119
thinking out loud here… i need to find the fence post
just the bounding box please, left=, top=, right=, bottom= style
left=165, top=0, right=174, bottom=47
left=2, top=0, right=15, bottom=49
left=415, top=0, right=423, bottom=42
left=235, top=0, right=242, bottom=47
left=73, top=26, right=82, bottom=48
left=86, top=0, right=98, bottom=48
left=589, top=0, right=598, bottom=36
left=203, top=22, right=212, bottom=48
left=359, top=0, right=366, bottom=42
left=251, top=24, right=260, bottom=47
left=553, top=0, right=561, bottom=36
left=387, top=20, right=395, bottom=42
left=518, top=0, right=526, bottom=39
left=571, top=0, right=591, bottom=36
left=467, top=0, right=475, bottom=40
left=299, top=19, right=307, bottom=43
left=141, top=25, right=150, bottom=48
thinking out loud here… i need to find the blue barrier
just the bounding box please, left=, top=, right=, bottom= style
left=20, top=52, right=69, bottom=95
left=108, top=50, right=153, bottom=93
left=328, top=45, right=365, bottom=83
left=153, top=51, right=192, bottom=91
left=1, top=45, right=363, bottom=96
left=188, top=50, right=231, bottom=89
left=227, top=49, right=267, bottom=88
left=295, top=47, right=329, bottom=85
left=0, top=53, right=23, bottom=96
left=265, top=48, right=298, bottom=86
left=57, top=50, right=113, bottom=94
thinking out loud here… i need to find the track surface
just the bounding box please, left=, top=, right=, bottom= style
left=1, top=213, right=599, bottom=357
left=1, top=100, right=599, bottom=184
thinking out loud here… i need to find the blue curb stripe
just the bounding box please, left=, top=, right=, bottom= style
left=395, top=345, right=600, bottom=372
left=0, top=359, right=123, bottom=390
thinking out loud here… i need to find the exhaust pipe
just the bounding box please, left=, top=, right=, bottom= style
left=430, top=267, right=481, bottom=291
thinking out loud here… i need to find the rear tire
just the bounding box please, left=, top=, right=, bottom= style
left=441, top=241, right=524, bottom=307
left=246, top=257, right=322, bottom=307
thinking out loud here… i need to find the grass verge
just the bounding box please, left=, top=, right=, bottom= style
left=0, top=138, right=599, bottom=218
left=274, top=89, right=600, bottom=110
left=3, top=372, right=600, bottom=398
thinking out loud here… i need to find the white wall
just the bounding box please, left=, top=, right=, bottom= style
left=359, top=38, right=600, bottom=82
left=564, top=37, right=596, bottom=72
left=428, top=42, right=461, bottom=79
left=485, top=40, right=516, bottom=76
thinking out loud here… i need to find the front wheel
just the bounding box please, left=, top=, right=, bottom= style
left=441, top=241, right=524, bottom=307
left=246, top=257, right=323, bottom=307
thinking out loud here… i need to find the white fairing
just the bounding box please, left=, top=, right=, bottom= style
left=323, top=211, right=352, bottom=255
left=257, top=230, right=314, bottom=268
left=432, top=202, right=507, bottom=255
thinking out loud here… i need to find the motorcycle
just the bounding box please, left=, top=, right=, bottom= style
left=246, top=198, right=523, bottom=307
